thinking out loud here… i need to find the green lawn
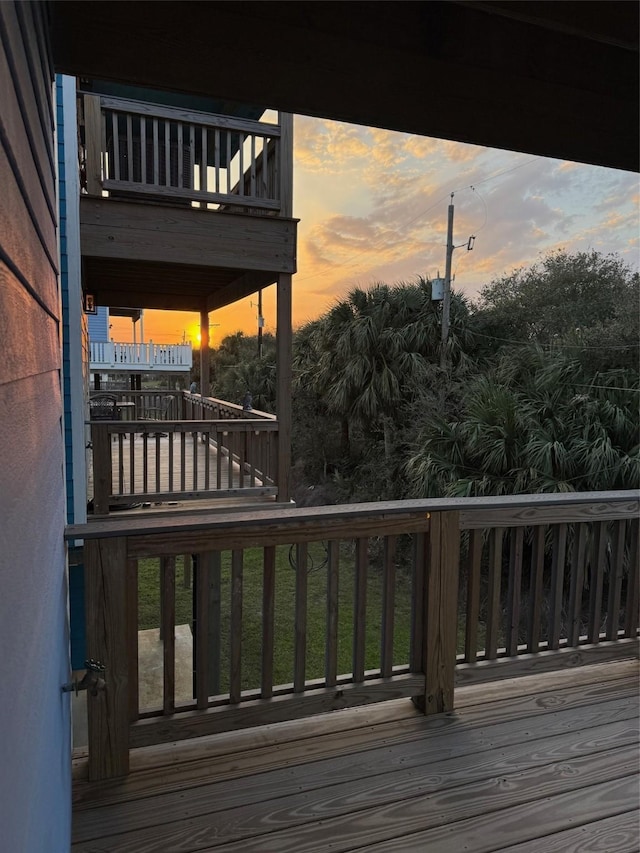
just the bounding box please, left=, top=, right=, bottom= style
left=137, top=542, right=414, bottom=692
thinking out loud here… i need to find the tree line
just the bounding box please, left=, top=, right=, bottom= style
left=194, top=250, right=639, bottom=505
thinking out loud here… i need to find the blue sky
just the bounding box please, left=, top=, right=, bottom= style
left=115, top=115, right=640, bottom=344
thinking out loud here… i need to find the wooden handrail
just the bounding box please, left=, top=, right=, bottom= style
left=66, top=491, right=639, bottom=781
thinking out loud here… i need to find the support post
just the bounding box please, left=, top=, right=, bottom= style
left=417, top=511, right=460, bottom=714
left=91, top=423, right=112, bottom=515
left=83, top=94, right=103, bottom=197
left=276, top=272, right=292, bottom=502
left=199, top=308, right=210, bottom=398
left=85, top=537, right=130, bottom=780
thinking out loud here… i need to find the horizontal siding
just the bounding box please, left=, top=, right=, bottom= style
left=0, top=1, right=55, bottom=199
left=0, top=261, right=60, bottom=387
left=0, top=141, right=59, bottom=314
left=0, top=3, right=71, bottom=849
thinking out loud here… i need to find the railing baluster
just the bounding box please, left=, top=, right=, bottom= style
left=353, top=538, right=368, bottom=683
left=238, top=133, right=244, bottom=196
left=111, top=112, right=120, bottom=181
left=381, top=535, right=396, bottom=678
left=168, top=430, right=174, bottom=492
left=194, top=552, right=210, bottom=708
left=606, top=519, right=626, bottom=641
left=192, top=427, right=198, bottom=491
left=250, top=134, right=256, bottom=196
left=486, top=527, right=503, bottom=660
left=464, top=528, right=483, bottom=662
left=177, top=122, right=184, bottom=188
left=294, top=543, right=308, bottom=693
left=410, top=532, right=426, bottom=673
left=140, top=116, right=146, bottom=183
left=200, top=126, right=207, bottom=196
left=204, top=430, right=210, bottom=489
left=214, top=128, right=220, bottom=193
left=161, top=556, right=176, bottom=714
left=129, top=430, right=135, bottom=496
left=164, top=120, right=170, bottom=186
left=549, top=524, right=568, bottom=649
left=230, top=550, right=243, bottom=703
left=216, top=427, right=223, bottom=489
left=155, top=432, right=161, bottom=493
left=142, top=432, right=148, bottom=494
left=624, top=518, right=639, bottom=638
left=588, top=520, right=607, bottom=643
left=126, top=113, right=133, bottom=181
left=325, top=540, right=340, bottom=687
left=506, top=526, right=524, bottom=656
left=261, top=546, right=276, bottom=698
left=568, top=523, right=588, bottom=646
left=117, top=432, right=124, bottom=494
left=528, top=525, right=545, bottom=652
left=126, top=557, right=139, bottom=723
left=152, top=118, right=159, bottom=185
left=180, top=432, right=186, bottom=491
left=227, top=430, right=234, bottom=489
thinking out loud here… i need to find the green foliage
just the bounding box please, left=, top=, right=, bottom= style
left=471, top=250, right=639, bottom=367
left=209, top=331, right=277, bottom=411
left=406, top=347, right=639, bottom=497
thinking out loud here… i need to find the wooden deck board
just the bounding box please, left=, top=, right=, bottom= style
left=72, top=661, right=639, bottom=852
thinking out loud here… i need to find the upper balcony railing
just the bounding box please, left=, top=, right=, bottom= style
left=66, top=490, right=639, bottom=781
left=90, top=341, right=192, bottom=372
left=79, top=92, right=292, bottom=215
left=88, top=390, right=279, bottom=513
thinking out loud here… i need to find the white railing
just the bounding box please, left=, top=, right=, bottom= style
left=90, top=341, right=192, bottom=372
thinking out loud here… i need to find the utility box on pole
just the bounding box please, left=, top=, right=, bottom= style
left=431, top=278, right=445, bottom=300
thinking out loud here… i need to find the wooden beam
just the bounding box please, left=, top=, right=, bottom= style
left=52, top=2, right=639, bottom=172
left=80, top=197, right=297, bottom=272
left=206, top=270, right=276, bottom=313
left=422, top=511, right=460, bottom=715
left=276, top=272, right=292, bottom=502
left=199, top=308, right=210, bottom=398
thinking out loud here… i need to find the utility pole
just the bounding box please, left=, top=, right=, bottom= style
left=440, top=194, right=455, bottom=370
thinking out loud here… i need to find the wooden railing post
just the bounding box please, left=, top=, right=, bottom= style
left=85, top=537, right=130, bottom=780
left=91, top=422, right=112, bottom=515
left=417, top=511, right=460, bottom=715
left=83, top=93, right=103, bottom=196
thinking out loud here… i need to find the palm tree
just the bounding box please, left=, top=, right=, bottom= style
left=297, top=278, right=473, bottom=460
left=406, top=346, right=639, bottom=497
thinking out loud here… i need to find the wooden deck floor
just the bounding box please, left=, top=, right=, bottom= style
left=72, top=659, right=639, bottom=852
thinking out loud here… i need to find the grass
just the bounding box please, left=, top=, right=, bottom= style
left=137, top=541, right=415, bottom=693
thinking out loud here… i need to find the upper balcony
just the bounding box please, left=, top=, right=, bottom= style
left=77, top=89, right=295, bottom=313
left=90, top=341, right=193, bottom=373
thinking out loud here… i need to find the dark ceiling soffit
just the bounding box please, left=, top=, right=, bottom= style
left=51, top=2, right=639, bottom=172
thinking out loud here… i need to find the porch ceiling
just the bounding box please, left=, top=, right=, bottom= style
left=52, top=1, right=638, bottom=172
left=82, top=257, right=277, bottom=313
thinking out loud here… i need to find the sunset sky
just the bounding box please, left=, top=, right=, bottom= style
left=109, top=115, right=640, bottom=346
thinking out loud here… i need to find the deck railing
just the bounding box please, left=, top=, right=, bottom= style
left=66, top=491, right=639, bottom=780
left=79, top=92, right=288, bottom=214
left=90, top=342, right=192, bottom=372
left=90, top=418, right=278, bottom=514
left=184, top=391, right=276, bottom=421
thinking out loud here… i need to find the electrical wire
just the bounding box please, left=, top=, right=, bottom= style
left=470, top=329, right=640, bottom=350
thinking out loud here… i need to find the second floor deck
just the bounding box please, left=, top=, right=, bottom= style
left=78, top=91, right=295, bottom=313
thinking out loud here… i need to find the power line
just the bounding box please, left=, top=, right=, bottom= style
left=470, top=328, right=640, bottom=351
